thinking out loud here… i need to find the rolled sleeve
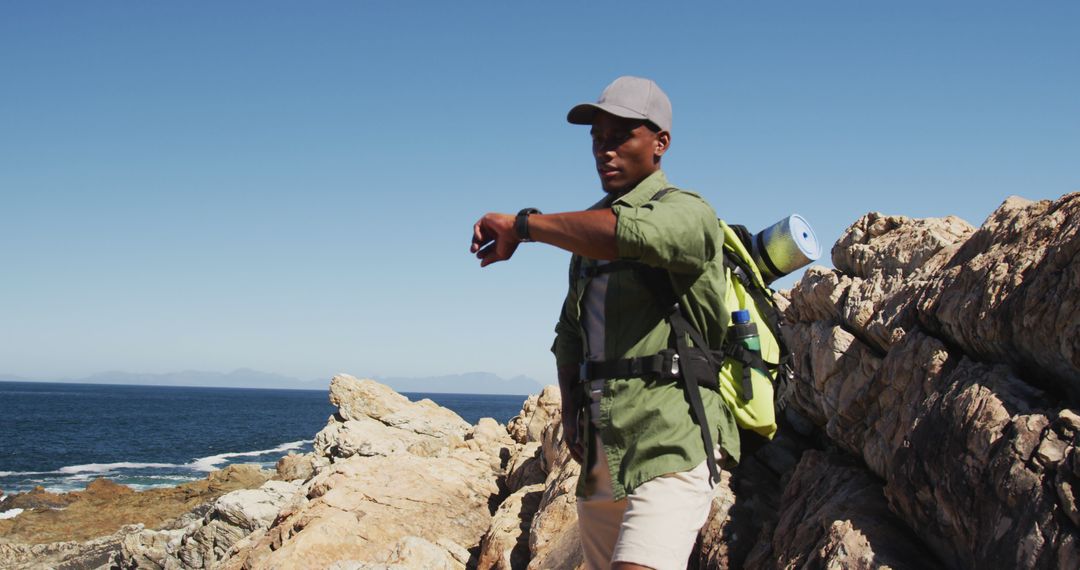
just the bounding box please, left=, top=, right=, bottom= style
left=612, top=191, right=720, bottom=274
left=551, top=288, right=584, bottom=367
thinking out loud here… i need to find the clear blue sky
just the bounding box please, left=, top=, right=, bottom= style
left=2, top=2, right=1077, bottom=387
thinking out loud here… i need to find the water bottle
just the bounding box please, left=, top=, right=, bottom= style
left=730, top=309, right=763, bottom=401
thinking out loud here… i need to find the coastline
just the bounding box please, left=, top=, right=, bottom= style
left=0, top=381, right=527, bottom=497
left=0, top=463, right=274, bottom=545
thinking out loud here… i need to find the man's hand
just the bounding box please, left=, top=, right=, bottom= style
left=470, top=213, right=518, bottom=267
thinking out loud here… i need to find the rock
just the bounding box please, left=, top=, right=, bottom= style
left=0, top=485, right=78, bottom=512
left=216, top=377, right=510, bottom=569
left=276, top=452, right=316, bottom=482
left=507, top=385, right=562, bottom=445
left=477, top=484, right=545, bottom=570
left=526, top=419, right=584, bottom=570
left=832, top=211, right=976, bottom=279
left=744, top=451, right=941, bottom=569
left=466, top=418, right=515, bottom=464
left=0, top=466, right=272, bottom=558
left=915, top=193, right=1080, bottom=401
left=221, top=449, right=498, bottom=569
left=329, top=374, right=471, bottom=438
left=0, top=524, right=144, bottom=570
left=504, top=442, right=546, bottom=492
left=773, top=192, right=1080, bottom=569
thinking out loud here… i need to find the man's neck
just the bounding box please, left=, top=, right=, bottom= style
left=603, top=168, right=662, bottom=200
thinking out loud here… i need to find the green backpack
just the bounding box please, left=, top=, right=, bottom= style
left=713, top=219, right=791, bottom=440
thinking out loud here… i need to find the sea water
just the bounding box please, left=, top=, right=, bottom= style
left=0, top=381, right=528, bottom=495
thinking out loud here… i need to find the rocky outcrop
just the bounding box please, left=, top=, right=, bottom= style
left=208, top=375, right=505, bottom=569
left=755, top=193, right=1080, bottom=569
left=210, top=376, right=584, bottom=570
left=0, top=465, right=272, bottom=570
left=117, top=480, right=303, bottom=569
left=478, top=386, right=583, bottom=570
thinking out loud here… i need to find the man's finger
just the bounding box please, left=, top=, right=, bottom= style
left=470, top=221, right=487, bottom=253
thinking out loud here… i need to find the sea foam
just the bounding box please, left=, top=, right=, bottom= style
left=57, top=462, right=176, bottom=474
left=188, top=440, right=310, bottom=472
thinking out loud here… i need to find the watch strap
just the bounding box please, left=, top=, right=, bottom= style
left=515, top=208, right=541, bottom=242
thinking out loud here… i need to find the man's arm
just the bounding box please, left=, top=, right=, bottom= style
left=470, top=209, right=616, bottom=267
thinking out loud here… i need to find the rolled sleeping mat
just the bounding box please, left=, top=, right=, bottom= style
left=751, top=214, right=821, bottom=285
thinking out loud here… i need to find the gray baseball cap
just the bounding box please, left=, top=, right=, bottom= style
left=567, top=76, right=672, bottom=133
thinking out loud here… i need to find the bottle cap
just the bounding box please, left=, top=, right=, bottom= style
left=732, top=309, right=751, bottom=324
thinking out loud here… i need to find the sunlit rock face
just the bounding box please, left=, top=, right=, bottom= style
left=725, top=193, right=1079, bottom=570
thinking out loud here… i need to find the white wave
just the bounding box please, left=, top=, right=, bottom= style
left=188, top=440, right=310, bottom=472
left=0, top=470, right=50, bottom=477
left=0, top=463, right=180, bottom=479
left=57, top=462, right=176, bottom=474
left=0, top=508, right=24, bottom=520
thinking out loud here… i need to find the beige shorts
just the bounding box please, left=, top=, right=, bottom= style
left=576, top=434, right=718, bottom=570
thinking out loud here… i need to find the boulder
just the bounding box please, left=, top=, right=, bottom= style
left=507, top=385, right=562, bottom=445
left=276, top=452, right=316, bottom=482
left=328, top=374, right=471, bottom=438
left=218, top=375, right=506, bottom=569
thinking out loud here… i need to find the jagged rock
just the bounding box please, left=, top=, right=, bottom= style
left=915, top=194, right=1080, bottom=401
left=220, top=451, right=497, bottom=569
left=526, top=419, right=584, bottom=570
left=275, top=452, right=315, bottom=482
left=774, top=193, right=1080, bottom=569
left=218, top=376, right=503, bottom=569
left=113, top=475, right=301, bottom=570
left=504, top=442, right=546, bottom=492
left=744, top=451, right=940, bottom=569
left=0, top=524, right=144, bottom=570
left=832, top=211, right=976, bottom=279
left=477, top=484, right=545, bottom=570
left=507, top=385, right=562, bottom=445
left=466, top=417, right=516, bottom=462
left=176, top=480, right=303, bottom=569
left=329, top=374, right=471, bottom=438
left=0, top=465, right=272, bottom=546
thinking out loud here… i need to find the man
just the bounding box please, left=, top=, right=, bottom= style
left=471, top=76, right=739, bottom=570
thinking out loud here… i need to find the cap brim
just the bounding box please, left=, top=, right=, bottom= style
left=566, top=102, right=649, bottom=125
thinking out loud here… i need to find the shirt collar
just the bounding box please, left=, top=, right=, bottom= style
left=609, top=170, right=671, bottom=208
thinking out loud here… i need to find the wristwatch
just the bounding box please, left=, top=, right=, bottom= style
left=515, top=208, right=542, bottom=242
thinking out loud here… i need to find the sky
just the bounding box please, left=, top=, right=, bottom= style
left=1, top=2, right=1077, bottom=388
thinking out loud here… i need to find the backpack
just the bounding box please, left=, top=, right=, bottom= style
left=713, top=218, right=792, bottom=440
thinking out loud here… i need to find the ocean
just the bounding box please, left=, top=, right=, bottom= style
left=0, top=381, right=529, bottom=496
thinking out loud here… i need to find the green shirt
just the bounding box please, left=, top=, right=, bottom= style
left=552, top=170, right=741, bottom=500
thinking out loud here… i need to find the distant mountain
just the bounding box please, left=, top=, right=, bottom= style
left=0, top=370, right=545, bottom=395
left=377, top=372, right=546, bottom=396
left=0, top=369, right=326, bottom=391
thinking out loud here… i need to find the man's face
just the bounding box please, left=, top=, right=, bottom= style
left=590, top=111, right=670, bottom=193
